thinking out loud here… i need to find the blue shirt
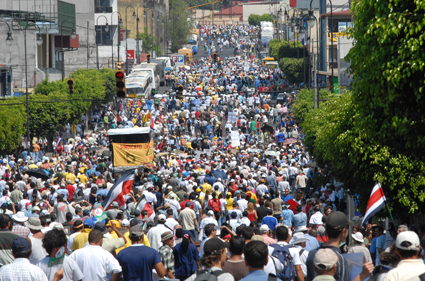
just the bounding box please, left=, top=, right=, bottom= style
left=262, top=216, right=278, bottom=230
left=292, top=212, right=307, bottom=230
left=240, top=270, right=282, bottom=281
left=173, top=242, right=200, bottom=276
left=116, top=244, right=161, bottom=281
left=280, top=209, right=294, bottom=226
left=304, top=234, right=320, bottom=252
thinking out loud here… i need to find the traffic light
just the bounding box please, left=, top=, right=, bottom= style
left=147, top=54, right=151, bottom=63
left=115, top=70, right=126, bottom=98
left=177, top=85, right=183, bottom=100
left=67, top=78, right=74, bottom=94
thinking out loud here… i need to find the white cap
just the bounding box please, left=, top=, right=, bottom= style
left=396, top=231, right=420, bottom=251
left=260, top=224, right=270, bottom=233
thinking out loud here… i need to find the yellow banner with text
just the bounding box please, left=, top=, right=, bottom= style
left=113, top=141, right=154, bottom=167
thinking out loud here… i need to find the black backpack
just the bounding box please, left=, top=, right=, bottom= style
left=194, top=269, right=226, bottom=281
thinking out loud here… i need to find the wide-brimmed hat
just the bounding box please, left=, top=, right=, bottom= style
left=24, top=217, right=43, bottom=230
left=292, top=232, right=310, bottom=245
left=12, top=211, right=28, bottom=223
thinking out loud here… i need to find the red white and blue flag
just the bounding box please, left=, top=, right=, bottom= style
left=102, top=172, right=135, bottom=210
left=362, top=183, right=386, bottom=226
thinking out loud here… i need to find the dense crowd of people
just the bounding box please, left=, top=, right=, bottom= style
left=0, top=24, right=424, bottom=281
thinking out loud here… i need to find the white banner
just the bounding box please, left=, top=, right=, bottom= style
left=231, top=131, right=240, bottom=147
left=228, top=112, right=237, bottom=123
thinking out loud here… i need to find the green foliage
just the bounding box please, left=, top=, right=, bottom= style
left=292, top=89, right=332, bottom=124
left=303, top=92, right=425, bottom=215
left=346, top=0, right=425, bottom=161
left=268, top=39, right=304, bottom=61
left=169, top=0, right=191, bottom=53
left=0, top=98, right=26, bottom=154
left=137, top=28, right=163, bottom=56
left=248, top=14, right=272, bottom=26
left=279, top=58, right=304, bottom=84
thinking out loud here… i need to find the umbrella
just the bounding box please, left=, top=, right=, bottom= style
left=248, top=148, right=262, bottom=154
left=154, top=94, right=163, bottom=98
left=211, top=169, right=228, bottom=180
left=283, top=138, right=297, bottom=145
left=262, top=124, right=274, bottom=135
left=61, top=132, right=73, bottom=140
left=264, top=151, right=280, bottom=157
left=156, top=152, right=168, bottom=157
left=102, top=150, right=111, bottom=157
left=178, top=153, right=188, bottom=158
left=89, top=147, right=102, bottom=152
left=26, top=168, right=49, bottom=180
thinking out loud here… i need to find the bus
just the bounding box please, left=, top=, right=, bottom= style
left=125, top=72, right=153, bottom=98
left=132, top=63, right=160, bottom=92
left=264, top=61, right=279, bottom=69
left=262, top=57, right=276, bottom=67
left=178, top=48, right=193, bottom=63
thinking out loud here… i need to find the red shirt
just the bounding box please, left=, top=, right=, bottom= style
left=180, top=199, right=195, bottom=210
left=66, top=184, right=76, bottom=201
left=208, top=198, right=221, bottom=212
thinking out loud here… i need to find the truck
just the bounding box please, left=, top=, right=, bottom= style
left=261, top=27, right=274, bottom=46
left=187, top=34, right=198, bottom=54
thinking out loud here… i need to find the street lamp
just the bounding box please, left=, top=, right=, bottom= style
left=111, top=11, right=123, bottom=68
left=156, top=15, right=160, bottom=54
left=96, top=15, right=109, bottom=70
left=0, top=20, right=14, bottom=46
left=125, top=5, right=136, bottom=74
left=309, top=0, right=334, bottom=93
left=60, top=19, right=76, bottom=81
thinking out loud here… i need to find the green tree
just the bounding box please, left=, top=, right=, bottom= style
left=292, top=88, right=332, bottom=124
left=279, top=57, right=304, bottom=84
left=303, top=92, right=425, bottom=215
left=169, top=0, right=191, bottom=53
left=137, top=28, right=162, bottom=56
left=0, top=98, right=26, bottom=154
left=260, top=14, right=273, bottom=23
left=346, top=0, right=425, bottom=161
left=248, top=14, right=261, bottom=26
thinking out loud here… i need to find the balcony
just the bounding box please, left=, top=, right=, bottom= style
left=95, top=6, right=113, bottom=13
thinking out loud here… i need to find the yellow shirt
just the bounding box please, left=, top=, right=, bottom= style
left=71, top=229, right=91, bottom=251
left=66, top=173, right=76, bottom=184
left=202, top=183, right=212, bottom=194
left=77, top=174, right=88, bottom=184
left=28, top=164, right=38, bottom=169
left=246, top=191, right=258, bottom=203
left=226, top=198, right=234, bottom=211
left=113, top=230, right=151, bottom=254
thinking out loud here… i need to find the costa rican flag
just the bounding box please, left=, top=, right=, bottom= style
left=362, top=183, right=386, bottom=226
left=102, top=172, right=135, bottom=210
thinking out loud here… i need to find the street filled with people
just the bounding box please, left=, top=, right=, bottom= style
left=0, top=24, right=424, bottom=281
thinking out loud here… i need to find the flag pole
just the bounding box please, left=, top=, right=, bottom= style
left=385, top=202, right=396, bottom=227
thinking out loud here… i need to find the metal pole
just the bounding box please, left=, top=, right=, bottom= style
left=87, top=21, right=89, bottom=69
left=25, top=28, right=30, bottom=150
left=61, top=26, right=64, bottom=80
left=314, top=53, right=317, bottom=109
left=126, top=9, right=128, bottom=73
left=151, top=12, right=154, bottom=56
left=46, top=26, right=49, bottom=81
left=329, top=0, right=334, bottom=93
left=136, top=12, right=139, bottom=63
left=118, top=21, right=120, bottom=66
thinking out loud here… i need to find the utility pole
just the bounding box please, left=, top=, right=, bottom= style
left=87, top=21, right=89, bottom=69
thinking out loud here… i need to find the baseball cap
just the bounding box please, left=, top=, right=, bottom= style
left=352, top=232, right=364, bottom=243
left=121, top=219, right=130, bottom=227
left=111, top=202, right=119, bottom=207
left=129, top=225, right=144, bottom=238
left=83, top=218, right=94, bottom=228
left=94, top=222, right=108, bottom=234
left=203, top=237, right=229, bottom=256
left=185, top=201, right=191, bottom=207
left=158, top=214, right=166, bottom=222
left=396, top=231, right=420, bottom=251
left=326, top=211, right=354, bottom=231
left=12, top=237, right=32, bottom=254
left=314, top=249, right=338, bottom=270
left=260, top=224, right=270, bottom=233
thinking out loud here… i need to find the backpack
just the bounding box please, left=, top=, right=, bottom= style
left=194, top=269, right=225, bottom=281
left=210, top=199, right=220, bottom=212
left=269, top=243, right=296, bottom=281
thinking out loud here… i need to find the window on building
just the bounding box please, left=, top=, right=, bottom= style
left=96, top=26, right=112, bottom=45
left=94, top=0, right=112, bottom=13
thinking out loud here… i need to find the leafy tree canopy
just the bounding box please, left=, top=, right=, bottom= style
left=248, top=14, right=273, bottom=26
left=346, top=0, right=425, bottom=161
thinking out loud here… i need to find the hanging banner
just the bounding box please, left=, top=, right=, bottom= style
left=113, top=140, right=154, bottom=167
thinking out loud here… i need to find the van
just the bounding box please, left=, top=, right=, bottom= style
left=132, top=63, right=160, bottom=92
